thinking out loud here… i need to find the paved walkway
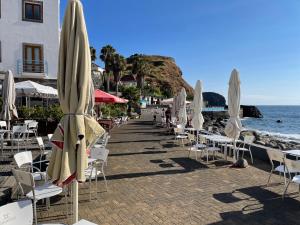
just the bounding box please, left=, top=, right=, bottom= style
left=38, top=114, right=300, bottom=225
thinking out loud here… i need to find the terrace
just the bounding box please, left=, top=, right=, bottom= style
left=21, top=113, right=300, bottom=224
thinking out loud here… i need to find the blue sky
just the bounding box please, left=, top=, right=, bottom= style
left=60, top=0, right=300, bottom=105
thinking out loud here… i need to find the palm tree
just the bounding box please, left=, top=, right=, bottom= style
left=133, top=60, right=151, bottom=89
left=112, top=54, right=127, bottom=95
left=100, top=45, right=116, bottom=91
left=90, top=46, right=97, bottom=62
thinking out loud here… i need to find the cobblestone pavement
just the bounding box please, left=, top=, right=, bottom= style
left=36, top=114, right=300, bottom=225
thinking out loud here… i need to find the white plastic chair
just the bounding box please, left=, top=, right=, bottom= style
left=36, top=137, right=51, bottom=160
left=266, top=148, right=288, bottom=185
left=235, top=135, right=255, bottom=164
left=13, top=151, right=46, bottom=182
left=27, top=121, right=39, bottom=138
left=174, top=127, right=188, bottom=148
left=85, top=147, right=109, bottom=201
left=11, top=125, right=29, bottom=152
left=0, top=200, right=97, bottom=225
left=187, top=133, right=206, bottom=160
left=0, top=120, right=7, bottom=129
left=12, top=169, right=65, bottom=225
left=282, top=158, right=300, bottom=199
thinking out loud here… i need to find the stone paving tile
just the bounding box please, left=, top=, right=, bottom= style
left=36, top=114, right=300, bottom=225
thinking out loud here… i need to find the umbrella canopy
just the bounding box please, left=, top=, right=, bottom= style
left=171, top=95, right=176, bottom=118
left=225, top=69, right=242, bottom=139
left=191, top=80, right=204, bottom=130
left=1, top=70, right=18, bottom=126
left=178, top=88, right=187, bottom=126
left=94, top=89, right=128, bottom=104
left=47, top=0, right=105, bottom=186
left=15, top=80, right=58, bottom=98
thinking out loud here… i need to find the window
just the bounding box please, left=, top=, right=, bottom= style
left=22, top=0, right=43, bottom=23
left=23, top=43, right=44, bottom=73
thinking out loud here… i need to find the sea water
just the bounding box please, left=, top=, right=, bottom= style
left=242, top=105, right=300, bottom=142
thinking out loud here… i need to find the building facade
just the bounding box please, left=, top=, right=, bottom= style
left=0, top=0, right=60, bottom=82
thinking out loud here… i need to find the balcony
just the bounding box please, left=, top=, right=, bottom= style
left=17, top=59, right=48, bottom=78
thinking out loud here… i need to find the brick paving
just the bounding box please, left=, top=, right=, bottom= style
left=35, top=113, right=300, bottom=225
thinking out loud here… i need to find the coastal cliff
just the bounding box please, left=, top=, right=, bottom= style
left=127, top=54, right=194, bottom=97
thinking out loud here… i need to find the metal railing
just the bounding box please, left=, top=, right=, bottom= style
left=17, top=59, right=48, bottom=76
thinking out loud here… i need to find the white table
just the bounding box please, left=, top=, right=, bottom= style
left=201, top=134, right=234, bottom=160
left=283, top=150, right=300, bottom=160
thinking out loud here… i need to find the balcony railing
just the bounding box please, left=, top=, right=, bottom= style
left=17, top=59, right=48, bottom=77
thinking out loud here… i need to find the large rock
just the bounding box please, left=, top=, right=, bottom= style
left=203, top=92, right=226, bottom=107
left=241, top=105, right=263, bottom=118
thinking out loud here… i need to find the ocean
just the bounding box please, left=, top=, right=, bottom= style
left=242, top=105, right=300, bottom=142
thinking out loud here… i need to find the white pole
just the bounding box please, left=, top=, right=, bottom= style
left=72, top=180, right=78, bottom=223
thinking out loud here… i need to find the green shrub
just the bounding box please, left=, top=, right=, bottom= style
left=18, top=104, right=63, bottom=122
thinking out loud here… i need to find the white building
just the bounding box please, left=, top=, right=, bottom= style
left=0, top=0, right=60, bottom=82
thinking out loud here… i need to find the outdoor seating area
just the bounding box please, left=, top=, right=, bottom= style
left=16, top=114, right=300, bottom=224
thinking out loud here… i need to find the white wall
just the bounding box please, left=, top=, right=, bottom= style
left=0, top=0, right=60, bottom=80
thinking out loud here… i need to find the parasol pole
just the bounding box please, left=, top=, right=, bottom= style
left=72, top=180, right=79, bottom=223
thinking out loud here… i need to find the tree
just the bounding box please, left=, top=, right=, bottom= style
left=100, top=45, right=116, bottom=92
left=111, top=54, right=127, bottom=95
left=132, top=59, right=152, bottom=89
left=90, top=46, right=96, bottom=62
left=120, top=86, right=140, bottom=116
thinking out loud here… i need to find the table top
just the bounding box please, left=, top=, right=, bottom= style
left=201, top=134, right=233, bottom=143
left=185, top=127, right=196, bottom=131
left=283, top=150, right=300, bottom=157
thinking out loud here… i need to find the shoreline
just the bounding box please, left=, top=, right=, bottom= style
left=204, top=115, right=300, bottom=151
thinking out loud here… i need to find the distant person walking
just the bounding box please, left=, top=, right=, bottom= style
left=165, top=107, right=171, bottom=127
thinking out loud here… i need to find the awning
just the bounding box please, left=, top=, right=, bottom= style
left=94, top=89, right=128, bottom=104
left=15, top=80, right=58, bottom=98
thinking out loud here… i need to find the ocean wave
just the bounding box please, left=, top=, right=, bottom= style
left=251, top=129, right=300, bottom=143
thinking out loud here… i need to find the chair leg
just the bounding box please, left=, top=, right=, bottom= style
left=188, top=150, right=191, bottom=158
left=249, top=150, right=254, bottom=164
left=89, top=173, right=92, bottom=201
left=95, top=168, right=98, bottom=199
left=33, top=200, right=38, bottom=225
left=267, top=170, right=273, bottom=186
left=195, top=151, right=198, bottom=160
left=283, top=180, right=291, bottom=199
left=102, top=170, right=108, bottom=192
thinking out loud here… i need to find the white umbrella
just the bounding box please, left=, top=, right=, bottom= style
left=171, top=96, right=176, bottom=118
left=47, top=0, right=105, bottom=223
left=1, top=70, right=18, bottom=130
left=225, top=69, right=242, bottom=160
left=191, top=80, right=204, bottom=143
left=178, top=88, right=187, bottom=126
left=15, top=80, right=58, bottom=98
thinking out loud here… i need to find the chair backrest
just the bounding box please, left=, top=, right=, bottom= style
left=24, top=120, right=35, bottom=125
left=0, top=200, right=33, bottom=225
left=244, top=135, right=255, bottom=144
left=12, top=125, right=27, bottom=135
left=0, top=121, right=7, bottom=129
left=90, top=148, right=109, bottom=162
left=12, top=168, right=35, bottom=188
left=208, top=126, right=213, bottom=132
left=187, top=133, right=195, bottom=142
left=36, top=137, right=44, bottom=149
left=28, top=121, right=38, bottom=129
left=266, top=148, right=285, bottom=164
left=284, top=158, right=300, bottom=174
left=48, top=134, right=53, bottom=140
left=14, top=151, right=33, bottom=168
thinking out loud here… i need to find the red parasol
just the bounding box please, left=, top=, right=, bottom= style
left=94, top=89, right=128, bottom=104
